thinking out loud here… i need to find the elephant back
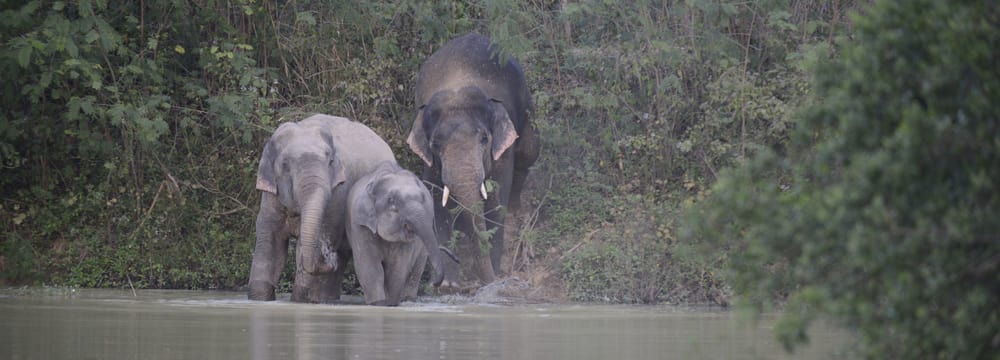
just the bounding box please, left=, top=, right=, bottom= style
left=300, top=114, right=395, bottom=184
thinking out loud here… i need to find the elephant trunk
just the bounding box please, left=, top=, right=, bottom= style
left=298, top=184, right=334, bottom=275
left=415, top=221, right=445, bottom=287
left=447, top=181, right=496, bottom=283
left=447, top=181, right=485, bottom=229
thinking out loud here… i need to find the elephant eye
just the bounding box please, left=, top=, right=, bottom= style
left=480, top=132, right=489, bottom=145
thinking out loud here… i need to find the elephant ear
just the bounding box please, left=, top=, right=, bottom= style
left=489, top=99, right=519, bottom=161
left=256, top=137, right=279, bottom=194
left=406, top=105, right=433, bottom=166
left=321, top=131, right=348, bottom=188
left=351, top=179, right=378, bottom=234
left=355, top=175, right=384, bottom=234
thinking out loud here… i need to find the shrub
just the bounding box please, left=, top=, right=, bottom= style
left=684, top=0, right=1000, bottom=357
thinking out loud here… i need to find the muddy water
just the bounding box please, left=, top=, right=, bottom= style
left=0, top=288, right=853, bottom=359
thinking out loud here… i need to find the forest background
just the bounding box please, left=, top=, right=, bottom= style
left=2, top=0, right=997, bottom=358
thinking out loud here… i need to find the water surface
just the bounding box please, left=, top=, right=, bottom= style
left=0, top=288, right=853, bottom=359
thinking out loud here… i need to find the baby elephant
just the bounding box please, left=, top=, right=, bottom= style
left=347, top=162, right=458, bottom=306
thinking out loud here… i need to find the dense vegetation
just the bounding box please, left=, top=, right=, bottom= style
left=0, top=0, right=848, bottom=297
left=684, top=0, right=1000, bottom=357
left=3, top=0, right=996, bottom=356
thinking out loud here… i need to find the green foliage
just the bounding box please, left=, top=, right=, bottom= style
left=0, top=233, right=36, bottom=284
left=561, top=196, right=725, bottom=304
left=0, top=0, right=858, bottom=315
left=525, top=0, right=850, bottom=304
left=684, top=0, right=1000, bottom=357
left=0, top=0, right=273, bottom=290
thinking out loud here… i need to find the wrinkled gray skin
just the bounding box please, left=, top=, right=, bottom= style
left=407, top=33, right=540, bottom=286
left=347, top=162, right=454, bottom=306
left=248, top=114, right=394, bottom=303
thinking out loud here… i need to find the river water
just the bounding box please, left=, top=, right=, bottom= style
left=0, top=288, right=853, bottom=359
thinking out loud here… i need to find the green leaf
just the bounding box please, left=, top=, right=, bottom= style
left=65, top=38, right=79, bottom=58
left=78, top=0, right=93, bottom=17
left=79, top=97, right=96, bottom=115
left=16, top=45, right=31, bottom=68
left=84, top=29, right=100, bottom=44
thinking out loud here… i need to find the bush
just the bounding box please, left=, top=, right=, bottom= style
left=561, top=195, right=725, bottom=304
left=684, top=0, right=1000, bottom=357
left=0, top=0, right=273, bottom=290
left=523, top=0, right=848, bottom=303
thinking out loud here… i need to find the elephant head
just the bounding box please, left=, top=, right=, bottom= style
left=256, top=122, right=345, bottom=275
left=353, top=164, right=457, bottom=286
left=406, top=86, right=518, bottom=233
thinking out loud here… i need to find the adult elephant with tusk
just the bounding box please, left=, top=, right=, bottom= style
left=248, top=114, right=395, bottom=303
left=407, top=33, right=540, bottom=286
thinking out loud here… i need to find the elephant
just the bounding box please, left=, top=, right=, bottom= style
left=406, top=33, right=540, bottom=286
left=248, top=114, right=395, bottom=303
left=346, top=161, right=460, bottom=306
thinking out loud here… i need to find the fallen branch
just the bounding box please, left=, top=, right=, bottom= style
left=126, top=272, right=137, bottom=297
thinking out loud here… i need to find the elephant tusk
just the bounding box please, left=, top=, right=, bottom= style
left=439, top=246, right=461, bottom=264
left=481, top=183, right=488, bottom=200
left=442, top=186, right=450, bottom=207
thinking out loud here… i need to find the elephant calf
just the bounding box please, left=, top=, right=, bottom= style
left=346, top=162, right=457, bottom=306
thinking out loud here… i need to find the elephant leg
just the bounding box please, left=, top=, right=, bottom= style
left=384, top=245, right=423, bottom=306
left=291, top=264, right=319, bottom=303
left=486, top=209, right=506, bottom=277
left=326, top=250, right=351, bottom=302
left=270, top=225, right=290, bottom=288
left=454, top=214, right=496, bottom=284
left=354, top=253, right=387, bottom=305
left=249, top=193, right=288, bottom=301
left=350, top=226, right=388, bottom=305
left=290, top=267, right=338, bottom=303
left=510, top=122, right=540, bottom=212
left=434, top=196, right=462, bottom=289
left=291, top=242, right=344, bottom=303
left=487, top=158, right=514, bottom=276
left=400, top=250, right=428, bottom=302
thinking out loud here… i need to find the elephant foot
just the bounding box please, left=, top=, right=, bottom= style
left=291, top=284, right=319, bottom=303
left=435, top=254, right=463, bottom=290
left=248, top=280, right=276, bottom=301
left=371, top=299, right=400, bottom=307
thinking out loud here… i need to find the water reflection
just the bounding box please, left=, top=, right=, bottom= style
left=0, top=289, right=853, bottom=359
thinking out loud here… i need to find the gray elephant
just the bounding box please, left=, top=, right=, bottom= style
left=406, top=33, right=540, bottom=286
left=346, top=162, right=459, bottom=306
left=248, top=114, right=395, bottom=303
